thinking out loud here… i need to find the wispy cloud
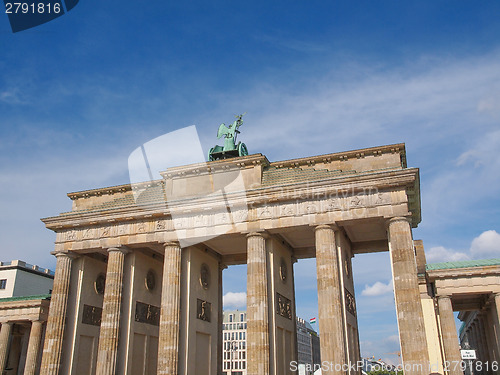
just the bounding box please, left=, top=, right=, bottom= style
left=223, top=292, right=247, bottom=309
left=470, top=230, right=500, bottom=259
left=425, top=230, right=500, bottom=264
left=362, top=280, right=393, bottom=297
left=425, top=246, right=470, bottom=263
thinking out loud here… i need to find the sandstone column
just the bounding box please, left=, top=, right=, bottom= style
left=40, top=251, right=75, bottom=375
left=315, top=224, right=346, bottom=375
left=477, top=313, right=490, bottom=363
left=495, top=294, right=500, bottom=329
left=494, top=294, right=500, bottom=361
left=483, top=307, right=499, bottom=363
left=387, top=217, right=429, bottom=375
left=437, top=295, right=462, bottom=375
left=96, top=247, right=130, bottom=375
left=24, top=321, right=43, bottom=375
left=246, top=232, right=270, bottom=375
left=157, top=242, right=182, bottom=375
left=0, top=322, right=13, bottom=373
left=218, top=263, right=227, bottom=375
left=471, top=320, right=480, bottom=362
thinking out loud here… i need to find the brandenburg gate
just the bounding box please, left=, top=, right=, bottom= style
left=38, top=138, right=430, bottom=374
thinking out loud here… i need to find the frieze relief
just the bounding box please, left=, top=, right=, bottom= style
left=56, top=191, right=393, bottom=243
left=197, top=299, right=211, bottom=322
left=82, top=304, right=102, bottom=326
left=135, top=301, right=160, bottom=326
left=156, top=219, right=166, bottom=230
left=345, top=288, right=356, bottom=316
left=100, top=226, right=112, bottom=237
left=276, top=293, right=292, bottom=320
left=82, top=228, right=94, bottom=240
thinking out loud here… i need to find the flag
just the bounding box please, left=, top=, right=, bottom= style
left=310, top=317, right=316, bottom=324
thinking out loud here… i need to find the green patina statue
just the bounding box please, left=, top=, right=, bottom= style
left=208, top=113, right=249, bottom=161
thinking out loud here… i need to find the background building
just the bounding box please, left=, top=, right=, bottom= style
left=0, top=260, right=54, bottom=375
left=222, top=310, right=247, bottom=375
left=296, top=317, right=320, bottom=374
left=0, top=260, right=54, bottom=299
left=222, top=312, right=321, bottom=375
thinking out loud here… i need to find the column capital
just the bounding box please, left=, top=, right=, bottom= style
left=437, top=294, right=453, bottom=300
left=386, top=216, right=412, bottom=227
left=51, top=250, right=79, bottom=259
left=163, top=241, right=180, bottom=248
left=314, top=223, right=339, bottom=232
left=246, top=231, right=269, bottom=239
left=107, top=246, right=131, bottom=255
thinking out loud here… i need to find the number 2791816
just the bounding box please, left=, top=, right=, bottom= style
left=5, top=2, right=62, bottom=14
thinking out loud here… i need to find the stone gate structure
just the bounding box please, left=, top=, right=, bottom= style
left=417, top=248, right=500, bottom=375
left=38, top=143, right=430, bottom=375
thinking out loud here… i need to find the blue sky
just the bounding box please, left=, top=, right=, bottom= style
left=1, top=0, right=500, bottom=364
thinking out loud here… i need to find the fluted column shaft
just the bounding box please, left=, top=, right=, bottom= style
left=437, top=296, right=462, bottom=375
left=0, top=322, right=13, bottom=373
left=218, top=263, right=227, bottom=375
left=470, top=322, right=479, bottom=357
left=315, top=224, right=346, bottom=375
left=24, top=321, right=43, bottom=375
left=495, top=294, right=500, bottom=329
left=157, top=242, right=182, bottom=375
left=246, top=232, right=270, bottom=375
left=387, top=217, right=429, bottom=375
left=477, top=314, right=490, bottom=363
left=494, top=294, right=500, bottom=361
left=96, top=247, right=130, bottom=375
left=40, top=252, right=75, bottom=375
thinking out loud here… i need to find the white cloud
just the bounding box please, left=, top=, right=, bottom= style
left=425, top=230, right=500, bottom=264
left=470, top=230, right=500, bottom=258
left=362, top=280, right=393, bottom=297
left=223, top=292, right=246, bottom=309
left=425, top=246, right=470, bottom=263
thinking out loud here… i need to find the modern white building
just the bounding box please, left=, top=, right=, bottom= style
left=0, top=260, right=54, bottom=299
left=222, top=311, right=321, bottom=375
left=222, top=310, right=247, bottom=375
left=0, top=260, right=55, bottom=374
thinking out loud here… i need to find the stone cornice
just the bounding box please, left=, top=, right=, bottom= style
left=68, top=183, right=133, bottom=200
left=64, top=145, right=405, bottom=200
left=41, top=168, right=419, bottom=230
left=160, top=153, right=269, bottom=179
left=426, top=265, right=500, bottom=280
left=269, top=143, right=406, bottom=169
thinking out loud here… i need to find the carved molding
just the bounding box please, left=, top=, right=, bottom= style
left=55, top=191, right=396, bottom=244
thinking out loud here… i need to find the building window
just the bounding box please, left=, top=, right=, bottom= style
left=240, top=313, right=244, bottom=322
left=0, top=279, right=6, bottom=289
left=229, top=314, right=233, bottom=322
